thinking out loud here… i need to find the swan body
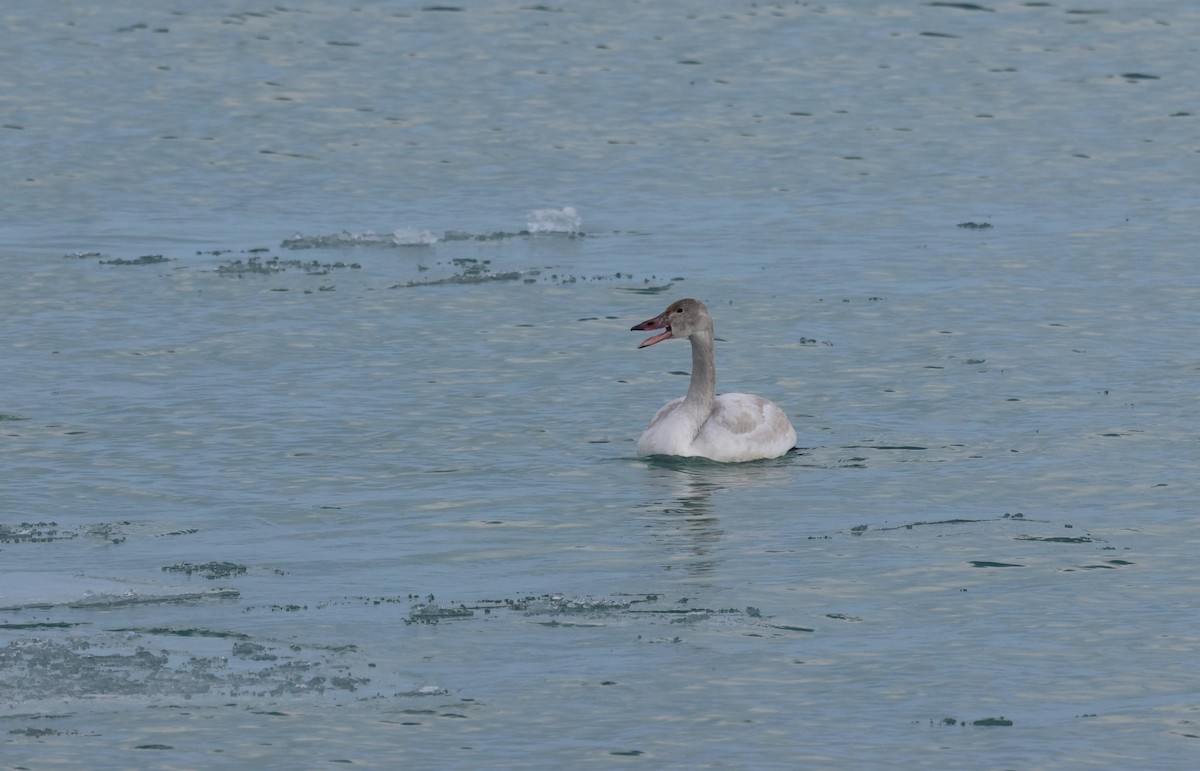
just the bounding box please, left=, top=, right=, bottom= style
left=631, top=299, right=796, bottom=462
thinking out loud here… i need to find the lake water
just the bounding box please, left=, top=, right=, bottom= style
left=2, top=1, right=1198, bottom=768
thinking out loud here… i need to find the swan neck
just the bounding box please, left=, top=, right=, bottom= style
left=685, top=330, right=716, bottom=409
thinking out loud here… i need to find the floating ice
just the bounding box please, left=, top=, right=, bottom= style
left=517, top=594, right=631, bottom=615
left=0, top=632, right=372, bottom=703
left=526, top=206, right=582, bottom=235
left=281, top=228, right=438, bottom=250
left=390, top=227, right=439, bottom=245
left=407, top=602, right=476, bottom=623
left=0, top=573, right=239, bottom=611
left=282, top=210, right=581, bottom=251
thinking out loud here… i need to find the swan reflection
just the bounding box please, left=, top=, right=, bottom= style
left=634, top=454, right=798, bottom=576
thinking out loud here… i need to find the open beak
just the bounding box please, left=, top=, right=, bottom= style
left=631, top=310, right=673, bottom=348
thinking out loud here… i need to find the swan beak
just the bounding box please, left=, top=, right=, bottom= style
left=632, top=311, right=672, bottom=348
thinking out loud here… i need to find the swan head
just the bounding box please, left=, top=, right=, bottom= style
left=631, top=298, right=712, bottom=348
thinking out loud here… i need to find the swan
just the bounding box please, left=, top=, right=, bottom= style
left=631, top=298, right=797, bottom=462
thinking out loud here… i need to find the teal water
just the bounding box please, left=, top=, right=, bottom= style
left=2, top=2, right=1198, bottom=768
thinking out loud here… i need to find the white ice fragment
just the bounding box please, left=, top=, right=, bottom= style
left=390, top=227, right=439, bottom=246
left=526, top=206, right=581, bottom=234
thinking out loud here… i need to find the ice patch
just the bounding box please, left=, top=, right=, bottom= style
left=282, top=209, right=583, bottom=251
left=280, top=206, right=580, bottom=249
left=526, top=206, right=581, bottom=234
left=391, top=227, right=440, bottom=245
left=0, top=573, right=238, bottom=611
left=0, top=632, right=373, bottom=704
left=281, top=228, right=438, bottom=250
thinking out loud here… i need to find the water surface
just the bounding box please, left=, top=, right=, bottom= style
left=2, top=1, right=1198, bottom=768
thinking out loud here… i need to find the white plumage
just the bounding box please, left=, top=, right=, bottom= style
left=631, top=299, right=796, bottom=462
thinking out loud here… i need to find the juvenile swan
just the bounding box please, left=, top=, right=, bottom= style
left=631, top=298, right=796, bottom=462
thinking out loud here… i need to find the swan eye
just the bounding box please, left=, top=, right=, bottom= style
left=674, top=307, right=683, bottom=313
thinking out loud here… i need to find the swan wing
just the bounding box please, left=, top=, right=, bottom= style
left=693, top=393, right=797, bottom=462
